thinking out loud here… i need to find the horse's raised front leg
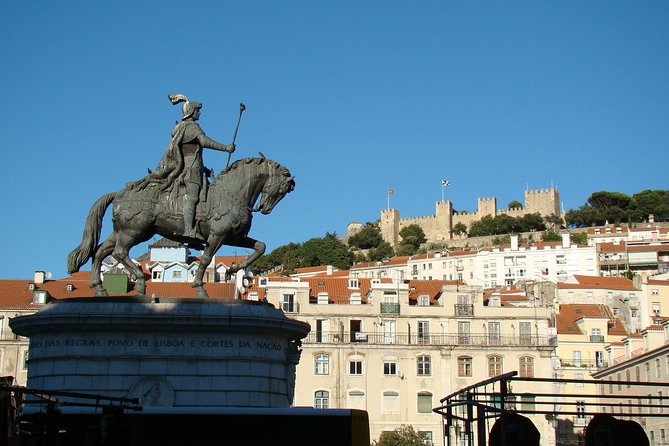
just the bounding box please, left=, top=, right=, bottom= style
left=193, top=236, right=224, bottom=298
left=90, top=235, right=116, bottom=297
left=227, top=236, right=266, bottom=274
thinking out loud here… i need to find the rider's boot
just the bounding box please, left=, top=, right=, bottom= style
left=183, top=198, right=203, bottom=241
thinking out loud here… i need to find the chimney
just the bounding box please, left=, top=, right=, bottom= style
left=561, top=233, right=570, bottom=248
left=511, top=235, right=519, bottom=251
left=34, top=271, right=46, bottom=285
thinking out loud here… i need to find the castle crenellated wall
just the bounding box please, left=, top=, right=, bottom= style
left=370, top=187, right=560, bottom=249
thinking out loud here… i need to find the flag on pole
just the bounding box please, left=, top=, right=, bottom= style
left=388, top=188, right=394, bottom=195
left=441, top=180, right=451, bottom=186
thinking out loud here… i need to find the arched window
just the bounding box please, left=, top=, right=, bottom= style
left=314, top=390, right=329, bottom=409
left=314, top=354, right=329, bottom=375
left=519, top=356, right=534, bottom=378
left=488, top=355, right=503, bottom=377
left=458, top=356, right=473, bottom=377
left=417, top=355, right=431, bottom=376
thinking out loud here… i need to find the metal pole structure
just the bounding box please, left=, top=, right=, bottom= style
left=226, top=102, right=246, bottom=169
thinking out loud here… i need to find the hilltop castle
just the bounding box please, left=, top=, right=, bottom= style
left=361, top=187, right=560, bottom=249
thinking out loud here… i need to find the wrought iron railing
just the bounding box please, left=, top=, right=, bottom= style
left=303, top=331, right=556, bottom=347
left=559, top=359, right=609, bottom=370
left=380, top=303, right=400, bottom=314
left=454, top=304, right=474, bottom=316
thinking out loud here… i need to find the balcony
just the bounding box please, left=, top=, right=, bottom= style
left=303, top=331, right=556, bottom=347
left=589, top=335, right=605, bottom=343
left=380, top=303, right=400, bottom=315
left=559, top=359, right=608, bottom=370
left=455, top=304, right=474, bottom=317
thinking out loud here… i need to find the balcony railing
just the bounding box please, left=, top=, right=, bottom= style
left=303, top=331, right=556, bottom=347
left=559, top=359, right=608, bottom=370
left=455, top=304, right=474, bottom=317
left=589, top=335, right=605, bottom=343
left=380, top=303, right=400, bottom=314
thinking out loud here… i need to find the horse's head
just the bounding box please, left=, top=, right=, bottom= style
left=254, top=170, right=295, bottom=214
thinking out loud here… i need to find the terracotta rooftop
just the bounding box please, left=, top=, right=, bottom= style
left=556, top=304, right=628, bottom=337
left=408, top=280, right=458, bottom=305
left=558, top=275, right=637, bottom=291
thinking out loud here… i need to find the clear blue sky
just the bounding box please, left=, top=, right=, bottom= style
left=2, top=1, right=668, bottom=279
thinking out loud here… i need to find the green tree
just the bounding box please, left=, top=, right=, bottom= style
left=520, top=213, right=546, bottom=232
left=398, top=224, right=427, bottom=252
left=367, top=241, right=395, bottom=262
left=631, top=190, right=669, bottom=222
left=468, top=215, right=497, bottom=237
left=544, top=213, right=564, bottom=229
left=348, top=222, right=383, bottom=249
left=252, top=242, right=303, bottom=273
left=300, top=233, right=354, bottom=270
left=508, top=200, right=523, bottom=209
left=451, top=222, right=468, bottom=237
left=540, top=230, right=562, bottom=242
left=372, top=425, right=431, bottom=446
left=587, top=191, right=633, bottom=209
left=570, top=231, right=588, bottom=245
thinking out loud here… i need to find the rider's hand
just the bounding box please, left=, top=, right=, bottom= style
left=228, top=143, right=236, bottom=153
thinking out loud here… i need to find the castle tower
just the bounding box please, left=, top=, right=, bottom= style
left=477, top=197, right=497, bottom=218
left=524, top=187, right=560, bottom=216
left=380, top=209, right=400, bottom=249
left=435, top=200, right=453, bottom=241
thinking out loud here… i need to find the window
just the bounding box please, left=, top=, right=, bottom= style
left=349, top=359, right=363, bottom=375
left=488, top=355, right=503, bottom=377
left=281, top=294, right=295, bottom=312
left=488, top=322, right=501, bottom=344
left=384, top=361, right=397, bottom=376
left=316, top=319, right=329, bottom=342
left=573, top=350, right=582, bottom=367
left=418, top=321, right=430, bottom=342
left=417, top=355, right=432, bottom=376
left=383, top=391, right=399, bottom=413
left=645, top=362, right=651, bottom=380
left=417, top=391, right=433, bottom=413
left=23, top=350, right=29, bottom=370
left=314, top=390, right=329, bottom=409
left=576, top=400, right=586, bottom=422
left=574, top=373, right=584, bottom=388
left=347, top=391, right=365, bottom=409
left=519, top=322, right=532, bottom=344
left=349, top=293, right=362, bottom=305
left=314, top=354, right=329, bottom=375
left=458, top=321, right=470, bottom=344
left=172, top=270, right=182, bottom=279
left=458, top=356, right=472, bottom=377
left=656, top=358, right=662, bottom=379
left=519, top=356, right=534, bottom=378
left=417, top=295, right=429, bottom=306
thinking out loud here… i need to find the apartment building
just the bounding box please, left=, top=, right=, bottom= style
left=592, top=321, right=669, bottom=445
left=257, top=273, right=557, bottom=445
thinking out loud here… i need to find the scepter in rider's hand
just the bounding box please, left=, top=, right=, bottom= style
left=226, top=102, right=246, bottom=168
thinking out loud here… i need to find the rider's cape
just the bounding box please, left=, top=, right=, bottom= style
left=149, top=121, right=205, bottom=190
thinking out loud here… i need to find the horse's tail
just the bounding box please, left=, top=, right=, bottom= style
left=66, top=192, right=116, bottom=274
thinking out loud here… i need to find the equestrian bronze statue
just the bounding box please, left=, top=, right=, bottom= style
left=67, top=95, right=295, bottom=297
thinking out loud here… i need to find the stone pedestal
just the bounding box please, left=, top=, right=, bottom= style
left=10, top=297, right=310, bottom=408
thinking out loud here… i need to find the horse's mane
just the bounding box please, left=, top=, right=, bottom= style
left=218, top=157, right=291, bottom=179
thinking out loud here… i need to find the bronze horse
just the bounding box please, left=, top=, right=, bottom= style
left=67, top=157, right=295, bottom=297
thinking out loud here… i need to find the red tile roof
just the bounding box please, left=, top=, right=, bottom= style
left=556, top=304, right=628, bottom=336
left=408, top=280, right=458, bottom=305
left=558, top=275, right=637, bottom=291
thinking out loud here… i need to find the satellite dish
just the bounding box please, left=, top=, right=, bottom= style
left=45, top=272, right=52, bottom=280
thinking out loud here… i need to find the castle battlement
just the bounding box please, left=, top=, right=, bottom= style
left=372, top=186, right=560, bottom=249
left=526, top=187, right=555, bottom=195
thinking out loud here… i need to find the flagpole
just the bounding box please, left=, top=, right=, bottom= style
left=441, top=184, right=445, bottom=202
left=387, top=189, right=390, bottom=210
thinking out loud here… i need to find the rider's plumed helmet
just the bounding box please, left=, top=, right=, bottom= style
left=168, top=93, right=202, bottom=121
